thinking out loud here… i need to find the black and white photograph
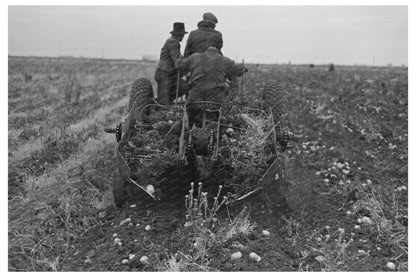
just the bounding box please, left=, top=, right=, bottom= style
left=6, top=1, right=410, bottom=272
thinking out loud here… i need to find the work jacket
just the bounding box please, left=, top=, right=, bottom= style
left=156, top=36, right=183, bottom=73
left=176, top=48, right=246, bottom=103
left=184, top=22, right=223, bottom=57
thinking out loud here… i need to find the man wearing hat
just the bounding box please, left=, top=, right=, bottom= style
left=154, top=22, right=190, bottom=105
left=184, top=12, right=223, bottom=57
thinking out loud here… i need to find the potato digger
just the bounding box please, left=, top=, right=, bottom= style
left=104, top=77, right=297, bottom=208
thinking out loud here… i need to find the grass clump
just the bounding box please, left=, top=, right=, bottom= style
left=173, top=182, right=256, bottom=271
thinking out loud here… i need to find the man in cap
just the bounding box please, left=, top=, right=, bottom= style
left=176, top=46, right=247, bottom=126
left=184, top=12, right=223, bottom=57
left=154, top=22, right=190, bottom=105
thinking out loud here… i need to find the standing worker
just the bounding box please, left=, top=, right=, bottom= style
left=184, top=12, right=223, bottom=57
left=154, top=22, right=190, bottom=105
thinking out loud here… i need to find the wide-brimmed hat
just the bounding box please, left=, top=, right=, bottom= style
left=170, top=22, right=188, bottom=35
left=198, top=12, right=218, bottom=25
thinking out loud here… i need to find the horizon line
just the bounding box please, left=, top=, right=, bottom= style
left=7, top=54, right=408, bottom=68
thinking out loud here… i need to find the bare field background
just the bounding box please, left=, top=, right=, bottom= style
left=8, top=56, right=407, bottom=271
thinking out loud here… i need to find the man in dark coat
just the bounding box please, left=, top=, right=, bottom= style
left=184, top=12, right=223, bottom=57
left=176, top=46, right=247, bottom=126
left=154, top=22, right=190, bottom=105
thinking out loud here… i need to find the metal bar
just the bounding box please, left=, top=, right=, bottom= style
left=229, top=157, right=281, bottom=204
left=175, top=71, right=180, bottom=107
left=115, top=145, right=131, bottom=177
left=126, top=176, right=159, bottom=201
left=178, top=105, right=188, bottom=161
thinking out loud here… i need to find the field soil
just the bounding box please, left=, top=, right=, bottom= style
left=8, top=57, right=408, bottom=271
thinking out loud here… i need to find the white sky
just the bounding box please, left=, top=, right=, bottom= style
left=8, top=5, right=407, bottom=65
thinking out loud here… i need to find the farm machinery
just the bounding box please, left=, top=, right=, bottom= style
left=105, top=77, right=296, bottom=207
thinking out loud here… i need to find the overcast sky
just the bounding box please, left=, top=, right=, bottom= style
left=8, top=5, right=408, bottom=66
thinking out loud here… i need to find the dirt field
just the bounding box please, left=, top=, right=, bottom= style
left=8, top=56, right=407, bottom=271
